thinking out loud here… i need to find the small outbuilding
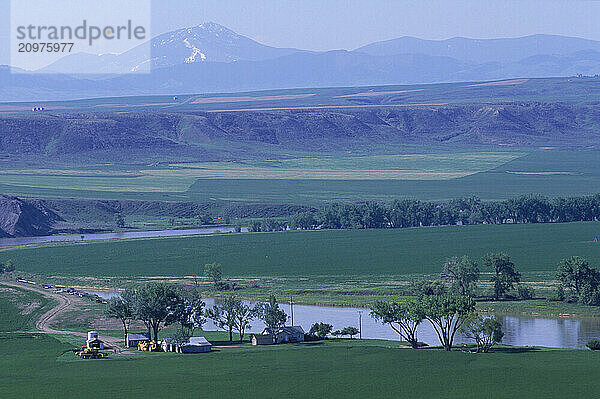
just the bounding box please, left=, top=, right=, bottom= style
left=252, top=333, right=275, bottom=346
left=179, top=337, right=212, bottom=353
left=126, top=332, right=150, bottom=348
left=86, top=331, right=104, bottom=349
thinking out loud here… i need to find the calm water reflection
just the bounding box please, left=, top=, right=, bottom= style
left=86, top=292, right=600, bottom=349
left=0, top=227, right=246, bottom=247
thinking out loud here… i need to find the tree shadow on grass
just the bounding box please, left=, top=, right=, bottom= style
left=300, top=341, right=324, bottom=346
left=490, top=346, right=541, bottom=354
left=209, top=340, right=249, bottom=346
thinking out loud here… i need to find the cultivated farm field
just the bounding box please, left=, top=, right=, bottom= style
left=0, top=150, right=598, bottom=203
left=5, top=221, right=600, bottom=279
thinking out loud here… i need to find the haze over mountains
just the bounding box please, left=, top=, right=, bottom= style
left=2, top=22, right=600, bottom=101
left=40, top=23, right=307, bottom=74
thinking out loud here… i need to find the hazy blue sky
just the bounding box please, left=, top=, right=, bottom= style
left=3, top=0, right=600, bottom=66
left=150, top=0, right=600, bottom=49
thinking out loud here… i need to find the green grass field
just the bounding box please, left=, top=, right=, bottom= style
left=0, top=285, right=54, bottom=331
left=4, top=222, right=600, bottom=279
left=1, top=333, right=600, bottom=399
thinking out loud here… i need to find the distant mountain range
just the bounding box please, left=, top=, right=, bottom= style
left=39, top=22, right=307, bottom=74
left=2, top=22, right=600, bottom=101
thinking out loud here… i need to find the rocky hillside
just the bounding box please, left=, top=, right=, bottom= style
left=1, top=103, right=600, bottom=162
left=0, top=195, right=63, bottom=237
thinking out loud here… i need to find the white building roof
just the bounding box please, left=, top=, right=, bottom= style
left=184, top=337, right=211, bottom=346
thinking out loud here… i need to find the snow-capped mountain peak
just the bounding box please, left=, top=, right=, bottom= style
left=38, top=22, right=306, bottom=73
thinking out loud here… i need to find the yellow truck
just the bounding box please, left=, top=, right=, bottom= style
left=138, top=340, right=160, bottom=352
left=75, top=347, right=107, bottom=359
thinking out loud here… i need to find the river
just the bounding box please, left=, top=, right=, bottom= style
left=84, top=291, right=600, bottom=349
left=0, top=227, right=247, bottom=247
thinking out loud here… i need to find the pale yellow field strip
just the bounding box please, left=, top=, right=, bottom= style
left=0, top=169, right=141, bottom=176
left=204, top=103, right=448, bottom=113
left=143, top=168, right=473, bottom=180
left=94, top=102, right=178, bottom=108
left=190, top=93, right=317, bottom=104
left=506, top=171, right=576, bottom=175
left=467, top=78, right=529, bottom=87
left=335, top=89, right=424, bottom=98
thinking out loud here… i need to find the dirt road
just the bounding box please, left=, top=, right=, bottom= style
left=1, top=281, right=128, bottom=352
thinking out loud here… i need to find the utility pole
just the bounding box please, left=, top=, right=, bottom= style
left=358, top=311, right=362, bottom=339
left=290, top=296, right=294, bottom=326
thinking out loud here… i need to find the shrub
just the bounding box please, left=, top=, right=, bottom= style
left=309, top=322, right=333, bottom=338
left=587, top=339, right=600, bottom=350
left=553, top=286, right=565, bottom=301
left=517, top=285, right=535, bottom=300
left=579, top=285, right=600, bottom=306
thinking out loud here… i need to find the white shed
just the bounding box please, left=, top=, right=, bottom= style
left=179, top=337, right=212, bottom=353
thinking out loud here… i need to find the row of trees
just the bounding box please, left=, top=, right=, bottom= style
left=286, top=194, right=600, bottom=231
left=414, top=252, right=524, bottom=300
left=306, top=322, right=359, bottom=339
left=425, top=252, right=600, bottom=304
left=104, top=283, right=206, bottom=344
left=105, top=286, right=289, bottom=344
left=371, top=295, right=503, bottom=352
left=247, top=219, right=287, bottom=232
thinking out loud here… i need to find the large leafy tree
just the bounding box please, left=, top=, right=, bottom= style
left=232, top=300, right=260, bottom=343
left=133, top=282, right=180, bottom=341
left=482, top=253, right=521, bottom=300
left=204, top=262, right=223, bottom=287
left=104, top=291, right=134, bottom=344
left=460, top=314, right=504, bottom=353
left=421, top=294, right=476, bottom=351
left=370, top=300, right=424, bottom=349
left=257, top=295, right=288, bottom=343
left=172, top=288, right=206, bottom=342
left=556, top=256, right=599, bottom=297
left=207, top=296, right=238, bottom=342
left=441, top=256, right=480, bottom=296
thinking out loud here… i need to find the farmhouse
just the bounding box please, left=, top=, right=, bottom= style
left=272, top=326, right=305, bottom=343
left=253, top=326, right=305, bottom=345
left=126, top=332, right=150, bottom=348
